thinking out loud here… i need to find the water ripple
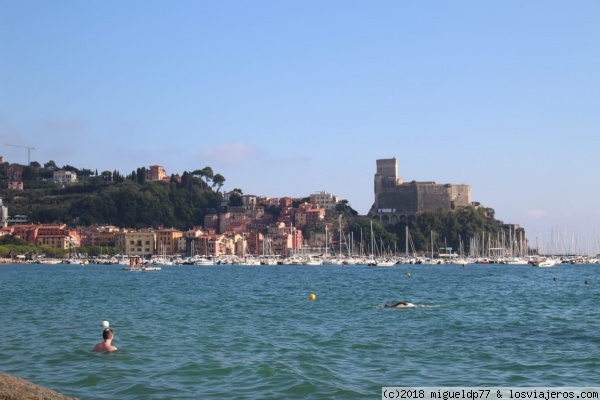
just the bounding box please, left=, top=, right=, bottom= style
left=1, top=264, right=599, bottom=398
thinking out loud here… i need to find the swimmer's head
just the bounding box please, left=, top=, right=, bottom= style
left=102, top=328, right=114, bottom=340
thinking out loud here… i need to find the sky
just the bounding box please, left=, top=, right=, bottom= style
left=1, top=1, right=599, bottom=252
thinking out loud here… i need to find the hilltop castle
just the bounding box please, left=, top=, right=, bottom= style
left=368, top=158, right=472, bottom=225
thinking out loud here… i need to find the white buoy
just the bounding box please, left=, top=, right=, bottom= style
left=100, top=320, right=109, bottom=328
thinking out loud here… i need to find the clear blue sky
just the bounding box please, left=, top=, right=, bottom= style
left=1, top=1, right=599, bottom=251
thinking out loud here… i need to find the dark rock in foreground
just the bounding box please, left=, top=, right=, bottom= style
left=0, top=372, right=76, bottom=400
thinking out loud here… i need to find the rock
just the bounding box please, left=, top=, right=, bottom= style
left=0, top=372, right=76, bottom=400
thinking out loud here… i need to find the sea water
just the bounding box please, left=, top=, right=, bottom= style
left=1, top=263, right=599, bottom=399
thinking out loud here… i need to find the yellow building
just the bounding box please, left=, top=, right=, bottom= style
left=36, top=235, right=71, bottom=250
left=115, top=231, right=156, bottom=256
left=156, top=228, right=183, bottom=255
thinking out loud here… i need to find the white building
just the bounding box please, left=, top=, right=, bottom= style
left=309, top=191, right=339, bottom=212
left=53, top=170, right=78, bottom=185
left=0, top=198, right=7, bottom=228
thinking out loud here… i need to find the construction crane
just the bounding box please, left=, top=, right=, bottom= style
left=4, top=143, right=36, bottom=165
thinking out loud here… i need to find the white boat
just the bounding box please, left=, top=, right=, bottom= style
left=505, top=257, right=529, bottom=265
left=305, top=257, right=323, bottom=266
left=152, top=244, right=173, bottom=266
left=535, top=258, right=556, bottom=268
left=239, top=256, right=261, bottom=266
left=194, top=257, right=215, bottom=266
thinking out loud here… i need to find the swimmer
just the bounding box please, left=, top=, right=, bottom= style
left=93, top=328, right=118, bottom=352
left=384, top=301, right=414, bottom=308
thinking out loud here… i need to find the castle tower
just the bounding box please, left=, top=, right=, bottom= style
left=376, top=158, right=398, bottom=179
left=374, top=158, right=404, bottom=210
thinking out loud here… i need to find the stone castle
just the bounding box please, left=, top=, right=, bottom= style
left=368, top=158, right=472, bottom=225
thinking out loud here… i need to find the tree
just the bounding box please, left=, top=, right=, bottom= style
left=136, top=167, right=146, bottom=185
left=335, top=199, right=358, bottom=216
left=80, top=168, right=94, bottom=178
left=200, top=166, right=214, bottom=185
left=62, top=165, right=79, bottom=173
left=101, top=171, right=113, bottom=182
left=229, top=192, right=243, bottom=207
left=212, top=173, right=225, bottom=194
left=44, top=160, right=57, bottom=170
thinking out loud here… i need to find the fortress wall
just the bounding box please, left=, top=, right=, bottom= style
left=417, top=184, right=452, bottom=211
left=375, top=185, right=418, bottom=214
left=450, top=185, right=472, bottom=207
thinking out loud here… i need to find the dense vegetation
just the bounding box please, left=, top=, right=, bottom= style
left=347, top=206, right=518, bottom=256
left=0, top=163, right=224, bottom=230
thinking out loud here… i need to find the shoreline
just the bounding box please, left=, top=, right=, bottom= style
left=0, top=372, right=76, bottom=399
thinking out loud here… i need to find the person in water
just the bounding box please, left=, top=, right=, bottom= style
left=384, top=301, right=411, bottom=308
left=93, top=328, right=118, bottom=352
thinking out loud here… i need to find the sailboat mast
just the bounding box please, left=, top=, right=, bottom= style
left=405, top=226, right=409, bottom=257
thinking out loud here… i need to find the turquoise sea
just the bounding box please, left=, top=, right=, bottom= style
left=1, top=263, right=599, bottom=399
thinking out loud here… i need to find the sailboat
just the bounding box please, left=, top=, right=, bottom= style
left=152, top=243, right=173, bottom=266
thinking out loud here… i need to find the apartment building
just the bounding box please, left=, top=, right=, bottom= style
left=156, top=228, right=183, bottom=255
left=115, top=231, right=156, bottom=256
left=310, top=191, right=339, bottom=212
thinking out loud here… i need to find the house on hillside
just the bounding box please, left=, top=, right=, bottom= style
left=53, top=170, right=78, bottom=186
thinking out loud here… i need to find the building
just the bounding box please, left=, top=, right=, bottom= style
left=193, top=233, right=228, bottom=257
left=156, top=228, right=183, bottom=255
left=368, top=158, right=472, bottom=225
left=146, top=165, right=168, bottom=182
left=78, top=225, right=121, bottom=247
left=36, top=224, right=81, bottom=249
left=7, top=164, right=23, bottom=190
left=241, top=194, right=258, bottom=206
left=53, top=170, right=78, bottom=185
left=294, top=204, right=325, bottom=227
left=310, top=191, right=339, bottom=212
left=115, top=230, right=156, bottom=256
left=0, top=198, right=7, bottom=228
left=7, top=181, right=23, bottom=190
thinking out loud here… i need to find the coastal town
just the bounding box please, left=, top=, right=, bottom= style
left=0, top=158, right=593, bottom=267
left=0, top=191, right=346, bottom=266
left=1, top=159, right=359, bottom=265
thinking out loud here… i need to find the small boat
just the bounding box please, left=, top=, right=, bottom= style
left=375, top=259, right=396, bottom=267
left=194, top=257, right=215, bottom=266
left=505, top=257, right=529, bottom=265
left=534, top=258, right=556, bottom=268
